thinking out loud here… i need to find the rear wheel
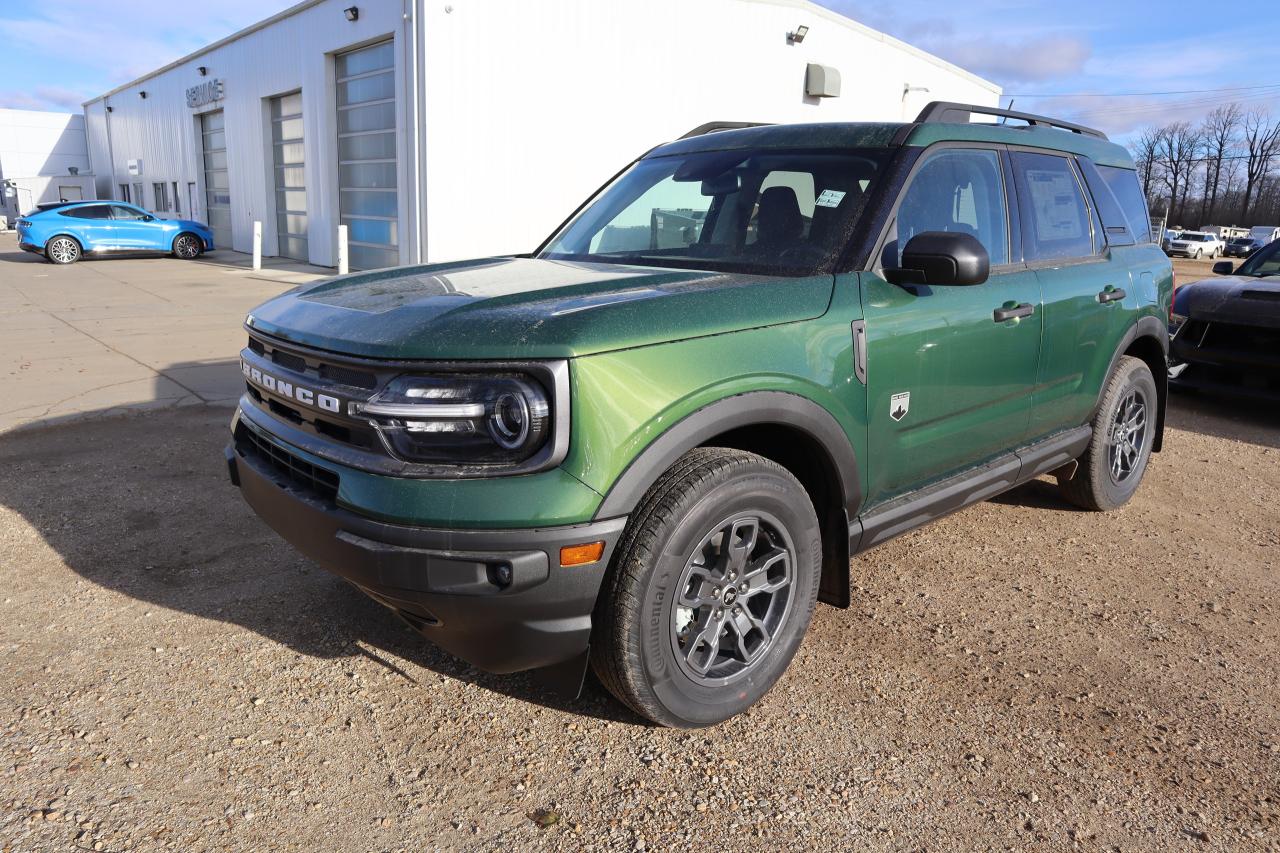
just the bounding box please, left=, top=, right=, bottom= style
left=172, top=233, right=202, bottom=260
left=591, top=448, right=822, bottom=727
left=46, top=235, right=81, bottom=264
left=1057, top=356, right=1157, bottom=511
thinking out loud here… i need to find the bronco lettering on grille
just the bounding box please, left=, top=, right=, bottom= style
left=242, top=359, right=343, bottom=413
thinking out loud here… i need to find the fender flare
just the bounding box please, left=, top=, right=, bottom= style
left=44, top=233, right=83, bottom=253
left=1096, top=314, right=1169, bottom=452
left=593, top=390, right=862, bottom=520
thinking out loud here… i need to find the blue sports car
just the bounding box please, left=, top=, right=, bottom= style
left=16, top=201, right=215, bottom=264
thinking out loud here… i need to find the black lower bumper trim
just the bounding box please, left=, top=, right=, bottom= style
left=225, top=439, right=626, bottom=675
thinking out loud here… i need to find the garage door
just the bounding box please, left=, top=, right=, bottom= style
left=336, top=40, right=398, bottom=270
left=200, top=110, right=231, bottom=250
left=270, top=92, right=307, bottom=262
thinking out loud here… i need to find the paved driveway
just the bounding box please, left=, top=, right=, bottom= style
left=0, top=232, right=327, bottom=433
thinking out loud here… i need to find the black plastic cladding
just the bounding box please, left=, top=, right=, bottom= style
left=238, top=329, right=571, bottom=479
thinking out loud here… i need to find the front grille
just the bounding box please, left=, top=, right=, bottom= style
left=236, top=423, right=339, bottom=502
left=320, top=363, right=377, bottom=390
left=1201, top=321, right=1280, bottom=352
left=272, top=349, right=307, bottom=372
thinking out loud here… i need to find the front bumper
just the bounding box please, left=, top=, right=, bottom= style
left=1170, top=318, right=1280, bottom=399
left=225, top=425, right=627, bottom=675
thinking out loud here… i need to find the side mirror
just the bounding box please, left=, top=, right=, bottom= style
left=885, top=232, right=990, bottom=286
left=143, top=214, right=155, bottom=222
left=1212, top=261, right=1234, bottom=275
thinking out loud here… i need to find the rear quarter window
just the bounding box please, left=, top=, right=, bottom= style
left=1096, top=165, right=1152, bottom=244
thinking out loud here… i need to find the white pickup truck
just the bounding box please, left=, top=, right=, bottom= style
left=1165, top=230, right=1222, bottom=259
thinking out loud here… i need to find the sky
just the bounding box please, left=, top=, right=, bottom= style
left=1, top=0, right=1278, bottom=149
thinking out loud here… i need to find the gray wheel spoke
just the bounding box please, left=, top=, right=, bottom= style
left=685, top=610, right=728, bottom=675
left=742, top=551, right=789, bottom=597
left=678, top=568, right=718, bottom=608
left=727, top=606, right=769, bottom=663
left=722, top=518, right=758, bottom=578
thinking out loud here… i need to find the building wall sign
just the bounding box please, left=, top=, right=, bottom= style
left=186, top=79, right=225, bottom=109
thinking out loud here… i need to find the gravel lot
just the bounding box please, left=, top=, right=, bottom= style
left=1, top=246, right=1276, bottom=851
left=1, top=389, right=1277, bottom=852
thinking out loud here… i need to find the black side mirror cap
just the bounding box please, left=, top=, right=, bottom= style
left=1212, top=261, right=1234, bottom=275
left=884, top=231, right=990, bottom=286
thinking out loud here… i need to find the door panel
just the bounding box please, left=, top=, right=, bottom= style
left=862, top=268, right=1042, bottom=503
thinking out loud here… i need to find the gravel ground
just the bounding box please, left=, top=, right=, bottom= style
left=1, top=393, right=1277, bottom=852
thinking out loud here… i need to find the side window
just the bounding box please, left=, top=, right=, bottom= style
left=1077, top=158, right=1133, bottom=248
left=110, top=205, right=146, bottom=221
left=1011, top=152, right=1094, bottom=262
left=1096, top=164, right=1153, bottom=244
left=892, top=148, right=1010, bottom=267
left=60, top=205, right=110, bottom=220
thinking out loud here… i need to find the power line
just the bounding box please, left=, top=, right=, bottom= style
left=1011, top=83, right=1280, bottom=99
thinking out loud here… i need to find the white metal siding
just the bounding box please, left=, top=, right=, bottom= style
left=80, top=0, right=409, bottom=266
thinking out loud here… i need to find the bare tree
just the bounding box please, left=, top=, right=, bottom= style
left=1199, top=103, right=1241, bottom=223
left=1240, top=108, right=1280, bottom=222
left=1131, top=126, right=1166, bottom=202
left=1158, top=122, right=1200, bottom=224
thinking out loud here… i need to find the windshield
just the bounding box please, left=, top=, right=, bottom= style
left=539, top=148, right=889, bottom=275
left=1237, top=238, right=1280, bottom=277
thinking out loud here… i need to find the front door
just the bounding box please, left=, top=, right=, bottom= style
left=109, top=204, right=155, bottom=249
left=861, top=146, right=1042, bottom=504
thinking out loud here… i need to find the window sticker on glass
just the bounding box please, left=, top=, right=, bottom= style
left=815, top=189, right=846, bottom=208
left=1026, top=169, right=1084, bottom=241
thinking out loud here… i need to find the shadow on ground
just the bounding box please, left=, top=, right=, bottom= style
left=0, top=361, right=637, bottom=724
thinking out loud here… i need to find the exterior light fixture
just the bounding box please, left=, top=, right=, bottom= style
left=902, top=84, right=930, bottom=101
left=68, top=166, right=79, bottom=176
left=787, top=25, right=808, bottom=44
left=197, top=66, right=208, bottom=76
left=344, top=5, right=359, bottom=21
left=106, top=106, right=113, bottom=113
left=139, top=91, right=148, bottom=99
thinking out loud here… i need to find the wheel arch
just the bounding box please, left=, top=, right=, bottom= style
left=44, top=232, right=83, bottom=252
left=1099, top=315, right=1168, bottom=453
left=593, top=391, right=860, bottom=609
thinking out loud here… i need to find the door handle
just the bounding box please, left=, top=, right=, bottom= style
left=1097, top=287, right=1126, bottom=304
left=993, top=302, right=1035, bottom=322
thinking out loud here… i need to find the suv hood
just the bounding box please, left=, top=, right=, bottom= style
left=246, top=257, right=835, bottom=359
left=1178, top=275, right=1280, bottom=329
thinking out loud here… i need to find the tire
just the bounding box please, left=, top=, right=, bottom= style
left=1194, top=249, right=1202, bottom=259
left=46, top=235, right=81, bottom=264
left=591, top=447, right=822, bottom=727
left=172, top=233, right=202, bottom=260
left=1057, top=356, right=1158, bottom=511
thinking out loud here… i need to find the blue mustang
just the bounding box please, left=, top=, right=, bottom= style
left=16, top=201, right=215, bottom=264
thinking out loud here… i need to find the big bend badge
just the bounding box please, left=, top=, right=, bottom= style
left=890, top=391, right=910, bottom=422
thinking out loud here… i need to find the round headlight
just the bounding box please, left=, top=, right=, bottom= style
left=490, top=391, right=530, bottom=448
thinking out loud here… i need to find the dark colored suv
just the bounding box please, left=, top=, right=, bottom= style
left=226, top=103, right=1173, bottom=726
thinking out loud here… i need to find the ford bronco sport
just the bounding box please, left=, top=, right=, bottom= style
left=226, top=102, right=1172, bottom=727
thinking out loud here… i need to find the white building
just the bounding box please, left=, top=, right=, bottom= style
left=83, top=0, right=999, bottom=270
left=0, top=109, right=96, bottom=225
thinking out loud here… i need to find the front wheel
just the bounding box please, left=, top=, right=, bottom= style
left=591, top=448, right=822, bottom=727
left=46, top=235, right=81, bottom=264
left=1194, top=249, right=1202, bottom=259
left=172, top=233, right=203, bottom=260
left=1057, top=356, right=1158, bottom=511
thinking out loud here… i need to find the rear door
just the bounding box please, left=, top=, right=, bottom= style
left=861, top=145, right=1043, bottom=504
left=58, top=204, right=115, bottom=250
left=1011, top=150, right=1134, bottom=438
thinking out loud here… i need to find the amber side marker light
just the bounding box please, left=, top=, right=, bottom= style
left=560, top=541, right=605, bottom=567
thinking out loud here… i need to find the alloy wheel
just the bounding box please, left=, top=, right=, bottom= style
left=1107, top=388, right=1147, bottom=484
left=670, top=513, right=794, bottom=685
left=48, top=237, right=78, bottom=263
left=175, top=235, right=200, bottom=259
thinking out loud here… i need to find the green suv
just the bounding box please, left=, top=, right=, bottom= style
left=226, top=102, right=1172, bottom=727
